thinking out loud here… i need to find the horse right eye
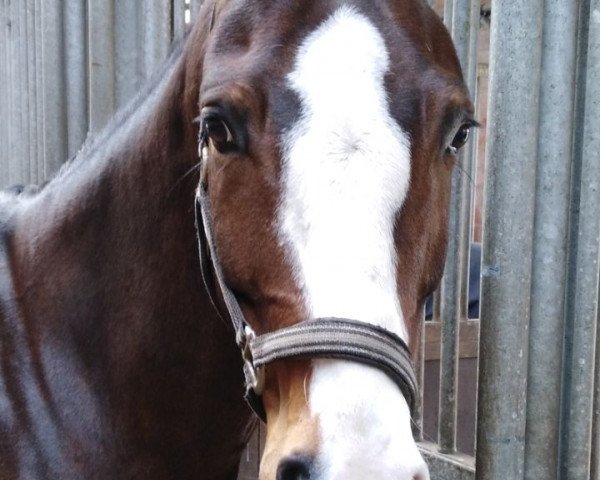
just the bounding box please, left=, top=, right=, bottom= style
left=203, top=116, right=237, bottom=153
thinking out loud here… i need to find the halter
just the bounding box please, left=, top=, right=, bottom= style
left=194, top=143, right=419, bottom=424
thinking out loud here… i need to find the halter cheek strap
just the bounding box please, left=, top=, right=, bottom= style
left=194, top=182, right=419, bottom=424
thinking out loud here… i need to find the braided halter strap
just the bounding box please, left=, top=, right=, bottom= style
left=194, top=183, right=418, bottom=423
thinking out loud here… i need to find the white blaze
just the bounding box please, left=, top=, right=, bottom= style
left=278, top=6, right=428, bottom=480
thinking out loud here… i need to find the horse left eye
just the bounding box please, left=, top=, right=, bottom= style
left=447, top=124, right=471, bottom=155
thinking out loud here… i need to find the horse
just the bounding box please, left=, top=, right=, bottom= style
left=0, top=1, right=474, bottom=479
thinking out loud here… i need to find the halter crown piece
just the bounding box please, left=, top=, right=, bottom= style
left=194, top=137, right=419, bottom=424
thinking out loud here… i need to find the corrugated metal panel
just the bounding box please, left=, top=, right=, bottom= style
left=0, top=0, right=180, bottom=187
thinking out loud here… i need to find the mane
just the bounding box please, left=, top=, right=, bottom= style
left=22, top=34, right=190, bottom=195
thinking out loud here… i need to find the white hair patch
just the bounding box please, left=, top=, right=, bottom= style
left=277, top=6, right=428, bottom=480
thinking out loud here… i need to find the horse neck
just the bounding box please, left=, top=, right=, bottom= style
left=12, top=53, right=203, bottom=337
left=3, top=44, right=252, bottom=477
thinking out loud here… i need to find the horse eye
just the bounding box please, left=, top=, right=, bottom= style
left=203, top=116, right=236, bottom=152
left=447, top=124, right=471, bottom=155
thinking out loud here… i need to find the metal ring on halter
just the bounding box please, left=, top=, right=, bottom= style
left=241, top=326, right=265, bottom=395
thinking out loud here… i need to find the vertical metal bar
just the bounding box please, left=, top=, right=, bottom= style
left=173, top=0, right=186, bottom=40
left=158, top=0, right=173, bottom=59
left=524, top=1, right=579, bottom=479
left=16, top=0, right=29, bottom=183
left=5, top=0, right=13, bottom=183
left=41, top=0, right=67, bottom=179
left=437, top=0, right=477, bottom=455
left=142, top=1, right=157, bottom=80
left=8, top=0, right=16, bottom=183
left=26, top=0, right=39, bottom=183
left=451, top=0, right=471, bottom=71
left=465, top=0, right=479, bottom=96
left=63, top=0, right=88, bottom=158
left=115, top=0, right=141, bottom=109
left=437, top=138, right=461, bottom=453
left=115, top=0, right=171, bottom=111
left=475, top=0, right=543, bottom=477
left=0, top=0, right=9, bottom=186
left=443, top=0, right=454, bottom=29
left=593, top=318, right=600, bottom=480
left=415, top=308, right=426, bottom=442
left=142, top=0, right=171, bottom=80
left=3, top=0, right=12, bottom=184
left=190, top=0, right=203, bottom=23
left=18, top=0, right=30, bottom=184
left=0, top=0, right=4, bottom=184
left=34, top=0, right=44, bottom=182
left=560, top=0, right=600, bottom=477
left=454, top=0, right=479, bottom=320
left=8, top=0, right=22, bottom=185
left=88, top=0, right=115, bottom=134
left=432, top=288, right=441, bottom=321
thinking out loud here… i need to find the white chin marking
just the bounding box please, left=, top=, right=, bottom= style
left=277, top=6, right=427, bottom=480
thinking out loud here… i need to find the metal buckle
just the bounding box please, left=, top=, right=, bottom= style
left=241, top=325, right=265, bottom=395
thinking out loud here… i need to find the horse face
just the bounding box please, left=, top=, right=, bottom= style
left=197, top=2, right=473, bottom=479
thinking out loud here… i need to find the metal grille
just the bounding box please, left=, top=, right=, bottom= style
left=421, top=1, right=600, bottom=479
left=1, top=1, right=599, bottom=479
left=0, top=0, right=203, bottom=186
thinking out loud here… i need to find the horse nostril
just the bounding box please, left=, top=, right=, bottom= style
left=276, top=454, right=313, bottom=480
left=413, top=464, right=430, bottom=480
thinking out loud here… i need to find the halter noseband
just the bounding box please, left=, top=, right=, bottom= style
left=194, top=147, right=419, bottom=424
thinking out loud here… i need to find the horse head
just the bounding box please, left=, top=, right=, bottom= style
left=186, top=1, right=474, bottom=478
